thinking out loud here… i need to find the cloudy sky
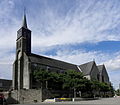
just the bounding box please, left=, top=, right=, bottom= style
left=0, top=0, right=120, bottom=89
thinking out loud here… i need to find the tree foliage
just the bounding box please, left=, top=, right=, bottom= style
left=33, top=69, right=114, bottom=97
left=62, top=70, right=84, bottom=89
left=116, top=89, right=120, bottom=96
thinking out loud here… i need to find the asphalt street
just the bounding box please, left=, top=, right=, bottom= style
left=12, top=97, right=120, bottom=105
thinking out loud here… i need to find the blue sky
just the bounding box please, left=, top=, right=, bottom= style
left=0, top=0, right=120, bottom=89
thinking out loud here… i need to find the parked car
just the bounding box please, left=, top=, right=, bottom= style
left=0, top=93, right=4, bottom=104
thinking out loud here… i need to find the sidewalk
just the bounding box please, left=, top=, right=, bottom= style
left=43, top=97, right=120, bottom=104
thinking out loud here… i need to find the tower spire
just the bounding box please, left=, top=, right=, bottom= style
left=22, top=8, right=28, bottom=28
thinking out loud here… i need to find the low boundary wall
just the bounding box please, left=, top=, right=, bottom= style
left=8, top=89, right=42, bottom=104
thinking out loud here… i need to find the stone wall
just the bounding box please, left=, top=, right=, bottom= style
left=9, top=89, right=42, bottom=104
left=4, top=89, right=72, bottom=104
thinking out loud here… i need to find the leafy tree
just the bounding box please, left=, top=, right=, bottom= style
left=33, top=69, right=49, bottom=88
left=109, top=84, right=114, bottom=97
left=62, top=70, right=84, bottom=90
left=62, top=70, right=93, bottom=97
left=47, top=72, right=63, bottom=90
left=33, top=68, right=114, bottom=98
left=116, top=89, right=120, bottom=96
left=33, top=69, right=64, bottom=90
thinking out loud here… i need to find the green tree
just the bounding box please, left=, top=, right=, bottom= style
left=33, top=69, right=64, bottom=90
left=62, top=70, right=91, bottom=97
left=116, top=89, right=120, bottom=96
left=62, top=70, right=84, bottom=89
left=47, top=72, right=63, bottom=90
left=33, top=69, right=49, bottom=88
left=33, top=68, right=114, bottom=98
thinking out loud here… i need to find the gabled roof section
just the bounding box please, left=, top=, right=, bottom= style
left=97, top=65, right=104, bottom=73
left=97, top=64, right=109, bottom=82
left=98, top=64, right=108, bottom=75
left=28, top=53, right=79, bottom=72
left=79, top=61, right=95, bottom=75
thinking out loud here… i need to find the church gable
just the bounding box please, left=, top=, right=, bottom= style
left=90, top=62, right=100, bottom=81
left=79, top=61, right=100, bottom=81
left=79, top=61, right=95, bottom=76
left=98, top=65, right=109, bottom=83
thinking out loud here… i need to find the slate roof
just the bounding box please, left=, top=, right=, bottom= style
left=97, top=65, right=104, bottom=73
left=79, top=61, right=95, bottom=75
left=28, top=53, right=79, bottom=72
left=98, top=64, right=108, bottom=76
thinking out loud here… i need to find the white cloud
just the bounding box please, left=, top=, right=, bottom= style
left=0, top=0, right=120, bottom=89
left=0, top=64, right=12, bottom=79
left=104, top=55, right=120, bottom=71
left=0, top=0, right=120, bottom=63
left=0, top=52, right=15, bottom=64
left=30, top=0, right=120, bottom=48
left=108, top=70, right=120, bottom=89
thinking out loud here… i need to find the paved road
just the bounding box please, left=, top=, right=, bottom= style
left=13, top=97, right=120, bottom=105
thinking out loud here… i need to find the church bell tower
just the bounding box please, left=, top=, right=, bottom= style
left=13, top=13, right=31, bottom=90
left=16, top=13, right=31, bottom=56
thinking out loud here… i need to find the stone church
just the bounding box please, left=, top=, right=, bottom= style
left=12, top=14, right=110, bottom=90
left=12, top=14, right=81, bottom=90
